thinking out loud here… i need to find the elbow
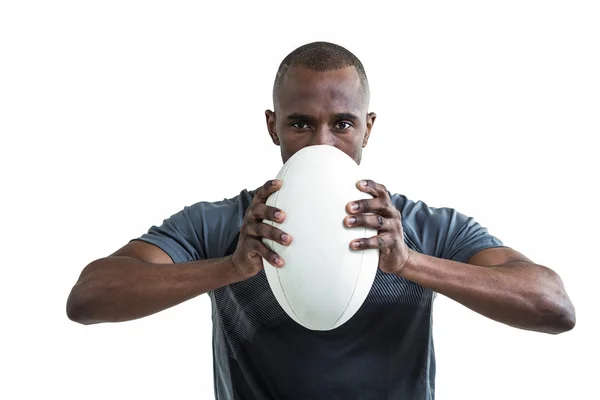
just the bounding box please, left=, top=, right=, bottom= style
left=558, top=309, right=576, bottom=333
left=66, top=290, right=88, bottom=325
left=552, top=301, right=576, bottom=333
left=66, top=261, right=108, bottom=325
left=537, top=301, right=575, bottom=334
left=66, top=285, right=98, bottom=325
left=534, top=277, right=576, bottom=334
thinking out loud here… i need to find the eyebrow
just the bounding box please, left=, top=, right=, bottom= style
left=333, top=112, right=360, bottom=121
left=285, top=112, right=360, bottom=121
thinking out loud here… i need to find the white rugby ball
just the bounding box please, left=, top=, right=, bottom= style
left=262, top=145, right=379, bottom=331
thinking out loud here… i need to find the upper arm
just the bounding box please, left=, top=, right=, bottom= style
left=391, top=193, right=504, bottom=262
left=467, top=246, right=532, bottom=267
left=123, top=191, right=252, bottom=265
left=133, top=206, right=204, bottom=263
left=111, top=240, right=174, bottom=264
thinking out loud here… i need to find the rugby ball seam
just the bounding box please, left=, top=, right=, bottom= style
left=328, top=224, right=368, bottom=329
left=269, top=152, right=310, bottom=328
left=271, top=147, right=369, bottom=330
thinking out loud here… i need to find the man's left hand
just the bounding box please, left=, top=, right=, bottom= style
left=345, top=179, right=412, bottom=275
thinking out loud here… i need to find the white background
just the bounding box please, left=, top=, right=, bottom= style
left=1, top=1, right=598, bottom=399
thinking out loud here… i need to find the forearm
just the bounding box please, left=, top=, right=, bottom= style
left=399, top=250, right=575, bottom=334
left=67, top=255, right=242, bottom=325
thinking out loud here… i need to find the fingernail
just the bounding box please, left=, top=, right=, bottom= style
left=271, top=179, right=280, bottom=186
left=348, top=217, right=356, bottom=225
left=274, top=211, right=282, bottom=220
left=351, top=241, right=360, bottom=249
left=351, top=203, right=359, bottom=211
left=275, top=257, right=283, bottom=266
left=360, top=180, right=368, bottom=186
left=281, top=233, right=288, bottom=242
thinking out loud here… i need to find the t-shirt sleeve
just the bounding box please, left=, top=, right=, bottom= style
left=132, top=206, right=204, bottom=263
left=131, top=190, right=253, bottom=264
left=438, top=209, right=504, bottom=263
left=392, top=193, right=504, bottom=263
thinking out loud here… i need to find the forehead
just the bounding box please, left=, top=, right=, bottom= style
left=275, top=66, right=366, bottom=116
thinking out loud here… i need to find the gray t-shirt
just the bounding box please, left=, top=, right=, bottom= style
left=135, top=189, right=503, bottom=400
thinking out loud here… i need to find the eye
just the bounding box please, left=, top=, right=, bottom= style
left=335, top=121, right=353, bottom=130
left=291, top=121, right=310, bottom=130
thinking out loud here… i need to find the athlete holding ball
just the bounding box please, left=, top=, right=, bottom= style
left=67, top=42, right=575, bottom=400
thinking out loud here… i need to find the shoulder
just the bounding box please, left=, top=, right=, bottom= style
left=138, top=188, right=255, bottom=261
left=388, top=192, right=457, bottom=230
left=184, top=188, right=255, bottom=225
left=388, top=192, right=502, bottom=260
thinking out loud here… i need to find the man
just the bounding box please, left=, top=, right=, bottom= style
left=67, top=41, right=576, bottom=399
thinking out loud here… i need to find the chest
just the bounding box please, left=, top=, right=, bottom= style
left=216, top=268, right=430, bottom=324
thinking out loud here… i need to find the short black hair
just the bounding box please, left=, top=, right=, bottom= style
left=273, top=41, right=369, bottom=101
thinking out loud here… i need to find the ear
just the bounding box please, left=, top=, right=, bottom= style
left=265, top=110, right=280, bottom=146
left=362, top=112, right=376, bottom=148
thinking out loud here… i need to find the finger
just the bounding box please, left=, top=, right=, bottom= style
left=344, top=213, right=389, bottom=230
left=243, top=221, right=292, bottom=246
left=350, top=234, right=396, bottom=255
left=249, top=203, right=286, bottom=223
left=347, top=197, right=395, bottom=217
left=253, top=179, right=282, bottom=204
left=248, top=238, right=285, bottom=267
left=356, top=179, right=389, bottom=199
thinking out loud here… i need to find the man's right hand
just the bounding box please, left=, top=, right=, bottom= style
left=231, top=179, right=292, bottom=279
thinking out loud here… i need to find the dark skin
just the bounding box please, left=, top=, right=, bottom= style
left=67, top=66, right=575, bottom=335
left=262, top=66, right=576, bottom=334
left=266, top=66, right=375, bottom=165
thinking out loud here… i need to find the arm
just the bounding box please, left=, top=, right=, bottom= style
left=346, top=179, right=576, bottom=335
left=66, top=179, right=292, bottom=325
left=399, top=246, right=576, bottom=334
left=66, top=240, right=244, bottom=325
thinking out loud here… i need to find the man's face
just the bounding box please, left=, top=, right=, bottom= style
left=265, top=66, right=376, bottom=165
